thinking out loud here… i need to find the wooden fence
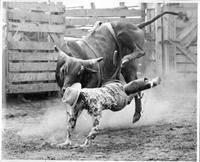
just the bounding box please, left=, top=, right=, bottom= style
left=4, top=2, right=65, bottom=93
left=64, top=4, right=145, bottom=37
left=144, top=3, right=197, bottom=79
left=4, top=2, right=146, bottom=94
left=4, top=2, right=197, bottom=94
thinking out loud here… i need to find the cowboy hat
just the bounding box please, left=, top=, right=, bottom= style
left=62, top=83, right=82, bottom=108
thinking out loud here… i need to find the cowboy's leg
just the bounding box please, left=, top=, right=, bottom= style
left=124, top=77, right=161, bottom=123
left=57, top=112, right=74, bottom=147
left=81, top=113, right=101, bottom=147
left=57, top=124, right=72, bottom=147
left=124, top=77, right=161, bottom=95
left=121, top=59, right=142, bottom=123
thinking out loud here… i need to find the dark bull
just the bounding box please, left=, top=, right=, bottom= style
left=51, top=11, right=188, bottom=123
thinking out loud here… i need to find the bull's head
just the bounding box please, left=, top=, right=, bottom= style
left=55, top=46, right=103, bottom=93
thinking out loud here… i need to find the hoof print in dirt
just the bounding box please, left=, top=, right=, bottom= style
left=5, top=113, right=28, bottom=119
left=175, top=125, right=184, bottom=128
left=79, top=144, right=90, bottom=148
left=38, top=141, right=55, bottom=149
left=56, top=143, right=73, bottom=149
left=47, top=156, right=55, bottom=160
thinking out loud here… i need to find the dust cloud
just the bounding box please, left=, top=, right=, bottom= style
left=17, top=74, right=197, bottom=141
left=98, top=74, right=196, bottom=129
left=17, top=104, right=67, bottom=142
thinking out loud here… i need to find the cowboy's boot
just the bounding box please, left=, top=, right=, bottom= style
left=124, top=77, right=161, bottom=123
left=132, top=92, right=142, bottom=123
left=124, top=77, right=161, bottom=94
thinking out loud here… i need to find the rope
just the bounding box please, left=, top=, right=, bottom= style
left=104, top=22, right=121, bottom=66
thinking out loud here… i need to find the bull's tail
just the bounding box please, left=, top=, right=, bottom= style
left=137, top=11, right=188, bottom=29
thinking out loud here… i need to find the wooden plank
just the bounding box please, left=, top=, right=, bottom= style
left=8, top=72, right=56, bottom=82
left=9, top=62, right=56, bottom=72
left=176, top=43, right=197, bottom=65
left=65, top=8, right=142, bottom=17
left=8, top=22, right=65, bottom=33
left=176, top=63, right=197, bottom=72
left=65, top=17, right=143, bottom=26
left=177, top=22, right=197, bottom=42
left=176, top=19, right=188, bottom=29
left=175, top=72, right=197, bottom=82
left=8, top=41, right=54, bottom=50
left=7, top=82, right=59, bottom=93
left=176, top=54, right=197, bottom=63
left=65, top=28, right=89, bottom=37
left=165, top=10, right=176, bottom=72
left=7, top=9, right=64, bottom=24
left=144, top=41, right=155, bottom=51
left=188, top=46, right=197, bottom=54
left=154, top=4, right=163, bottom=75
left=5, top=2, right=65, bottom=13
left=179, top=3, right=197, bottom=8
left=182, top=26, right=197, bottom=48
left=176, top=46, right=197, bottom=56
left=8, top=51, right=58, bottom=61
left=168, top=40, right=197, bottom=65
left=3, top=26, right=8, bottom=105
left=176, top=48, right=197, bottom=57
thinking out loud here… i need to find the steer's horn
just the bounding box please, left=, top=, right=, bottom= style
left=82, top=57, right=104, bottom=66
left=54, top=45, right=67, bottom=58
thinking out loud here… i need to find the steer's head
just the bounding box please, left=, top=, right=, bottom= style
left=55, top=46, right=103, bottom=94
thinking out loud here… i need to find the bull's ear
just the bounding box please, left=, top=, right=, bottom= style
left=84, top=67, right=98, bottom=73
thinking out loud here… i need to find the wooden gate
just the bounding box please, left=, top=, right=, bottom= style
left=144, top=3, right=197, bottom=79
left=4, top=2, right=65, bottom=93
left=4, top=2, right=196, bottom=94
left=169, top=4, right=197, bottom=79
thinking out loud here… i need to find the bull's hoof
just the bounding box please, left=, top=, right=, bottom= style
left=132, top=112, right=141, bottom=123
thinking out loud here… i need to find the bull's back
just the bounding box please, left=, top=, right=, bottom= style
left=85, top=25, right=120, bottom=83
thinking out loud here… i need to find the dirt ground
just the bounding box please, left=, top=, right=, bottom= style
left=1, top=79, right=197, bottom=160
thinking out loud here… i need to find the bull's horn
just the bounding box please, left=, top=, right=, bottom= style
left=82, top=57, right=103, bottom=66
left=55, top=45, right=68, bottom=58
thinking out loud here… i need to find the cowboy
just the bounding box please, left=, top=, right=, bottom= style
left=59, top=77, right=161, bottom=147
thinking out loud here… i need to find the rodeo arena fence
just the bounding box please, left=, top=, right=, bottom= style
left=3, top=2, right=197, bottom=95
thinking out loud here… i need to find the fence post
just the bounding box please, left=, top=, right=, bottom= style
left=154, top=4, right=163, bottom=75
left=119, top=2, right=126, bottom=18
left=163, top=4, right=177, bottom=75
left=90, top=2, right=96, bottom=9
left=119, top=2, right=125, bottom=7
left=141, top=3, right=147, bottom=22
left=2, top=6, right=7, bottom=107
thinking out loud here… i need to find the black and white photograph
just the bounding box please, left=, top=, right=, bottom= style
left=1, top=0, right=199, bottom=161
